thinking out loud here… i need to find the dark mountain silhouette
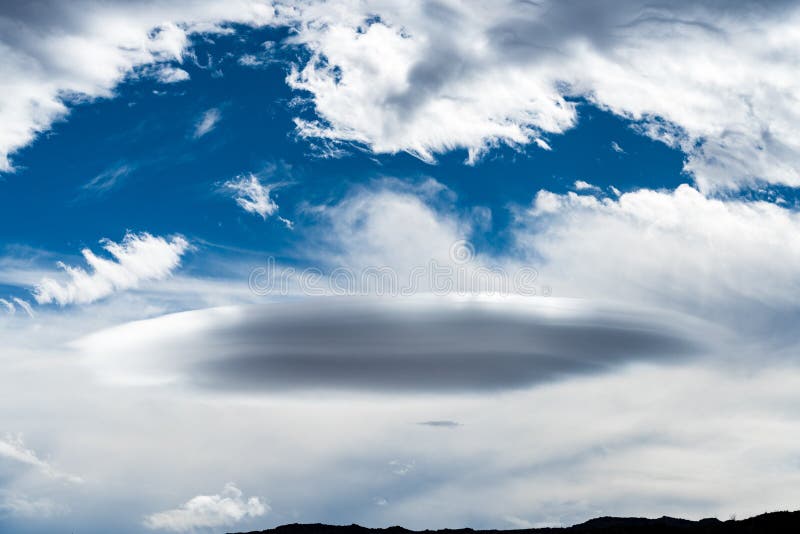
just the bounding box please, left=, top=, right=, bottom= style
left=232, top=511, right=800, bottom=534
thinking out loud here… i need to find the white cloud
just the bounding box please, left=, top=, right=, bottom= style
left=33, top=232, right=190, bottom=306
left=0, top=1, right=277, bottom=172
left=12, top=298, right=34, bottom=318
left=611, top=141, right=625, bottom=154
left=0, top=434, right=82, bottom=484
left=192, top=107, right=221, bottom=138
left=515, top=185, right=800, bottom=339
left=224, top=173, right=285, bottom=222
left=282, top=0, right=800, bottom=190
left=0, top=298, right=14, bottom=315
left=143, top=483, right=267, bottom=532
left=156, top=66, right=190, bottom=84
left=3, top=2, right=799, bottom=190
left=307, top=179, right=469, bottom=274
left=573, top=180, right=599, bottom=191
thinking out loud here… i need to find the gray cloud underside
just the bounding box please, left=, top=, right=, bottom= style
left=78, top=298, right=704, bottom=393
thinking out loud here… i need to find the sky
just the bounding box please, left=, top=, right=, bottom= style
left=2, top=1, right=800, bottom=532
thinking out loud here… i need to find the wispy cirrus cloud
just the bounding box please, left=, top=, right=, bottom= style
left=12, top=298, right=34, bottom=318
left=0, top=298, right=14, bottom=315
left=192, top=107, right=221, bottom=138
left=0, top=434, right=82, bottom=484
left=33, top=232, right=190, bottom=306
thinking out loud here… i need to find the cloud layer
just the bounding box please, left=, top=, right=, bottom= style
left=75, top=297, right=703, bottom=392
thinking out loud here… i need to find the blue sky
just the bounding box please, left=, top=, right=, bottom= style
left=2, top=23, right=686, bottom=261
left=3, top=2, right=800, bottom=533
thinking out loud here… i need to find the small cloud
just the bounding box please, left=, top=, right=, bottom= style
left=238, top=42, right=279, bottom=68
left=156, top=66, right=190, bottom=84
left=80, top=163, right=133, bottom=197
left=12, top=298, right=34, bottom=318
left=143, top=483, right=267, bottom=532
left=417, top=420, right=461, bottom=428
left=223, top=173, right=291, bottom=224
left=193, top=108, right=221, bottom=138
left=277, top=216, right=295, bottom=230
left=574, top=180, right=600, bottom=192
left=33, top=232, right=190, bottom=306
left=389, top=460, right=415, bottom=476
left=0, top=434, right=82, bottom=483
left=611, top=141, right=625, bottom=153
left=372, top=497, right=388, bottom=507
left=609, top=185, right=622, bottom=196
left=0, top=298, right=14, bottom=315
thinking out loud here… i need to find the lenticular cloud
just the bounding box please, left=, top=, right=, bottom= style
left=33, top=232, right=190, bottom=306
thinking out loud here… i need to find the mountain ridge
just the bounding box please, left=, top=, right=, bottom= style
left=232, top=510, right=800, bottom=534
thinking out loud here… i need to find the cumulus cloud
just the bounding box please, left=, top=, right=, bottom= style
left=306, top=179, right=470, bottom=275
left=3, top=2, right=800, bottom=190
left=282, top=0, right=800, bottom=190
left=143, top=483, right=267, bottom=532
left=0, top=434, right=82, bottom=484
left=516, top=185, right=800, bottom=342
left=0, top=1, right=276, bottom=172
left=192, top=107, right=221, bottom=138
left=33, top=232, right=190, bottom=306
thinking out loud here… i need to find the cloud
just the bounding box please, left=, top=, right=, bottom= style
left=75, top=297, right=703, bottom=392
left=0, top=298, right=14, bottom=315
left=515, top=185, right=800, bottom=343
left=573, top=180, right=599, bottom=192
left=223, top=173, right=278, bottom=219
left=0, top=434, right=82, bottom=484
left=611, top=141, right=625, bottom=154
left=79, top=163, right=134, bottom=197
left=305, top=179, right=469, bottom=276
left=223, top=173, right=292, bottom=227
left=192, top=107, right=221, bottom=138
left=282, top=0, right=800, bottom=190
left=0, top=1, right=277, bottom=172
left=12, top=298, right=34, bottom=318
left=143, top=483, right=267, bottom=532
left=155, top=66, right=190, bottom=83
left=389, top=460, right=415, bottom=476
left=3, top=2, right=799, bottom=190
left=417, top=420, right=460, bottom=428
left=33, top=232, right=190, bottom=306
left=0, top=492, right=69, bottom=519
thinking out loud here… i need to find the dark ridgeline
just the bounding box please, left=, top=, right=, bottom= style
left=232, top=511, right=800, bottom=534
